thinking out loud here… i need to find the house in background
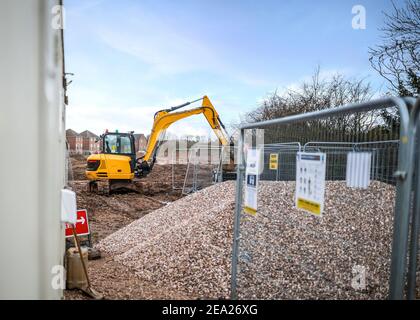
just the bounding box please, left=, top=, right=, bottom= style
left=66, top=129, right=83, bottom=155
left=66, top=129, right=100, bottom=155
left=134, top=133, right=148, bottom=153
left=79, top=130, right=100, bottom=155
left=67, top=130, right=147, bottom=156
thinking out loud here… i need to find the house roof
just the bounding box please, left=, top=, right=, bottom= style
left=66, top=129, right=79, bottom=136
left=79, top=130, right=99, bottom=138
left=133, top=133, right=147, bottom=141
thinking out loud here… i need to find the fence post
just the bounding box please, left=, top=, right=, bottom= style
left=231, top=128, right=245, bottom=300
left=407, top=97, right=420, bottom=300
left=389, top=97, right=416, bottom=299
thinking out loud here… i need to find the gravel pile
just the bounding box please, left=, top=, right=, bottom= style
left=238, top=181, right=395, bottom=299
left=97, top=182, right=236, bottom=298
left=97, top=180, right=396, bottom=299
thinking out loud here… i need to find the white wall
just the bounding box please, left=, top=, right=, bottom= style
left=0, top=0, right=66, bottom=299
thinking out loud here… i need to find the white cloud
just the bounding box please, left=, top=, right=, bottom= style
left=67, top=0, right=105, bottom=15
left=273, top=67, right=353, bottom=95
left=95, top=10, right=219, bottom=76
left=92, top=7, right=273, bottom=87
left=67, top=99, right=219, bottom=138
left=64, top=2, right=273, bottom=138
left=67, top=104, right=156, bottom=135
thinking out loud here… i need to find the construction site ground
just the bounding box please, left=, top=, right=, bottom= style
left=64, top=155, right=188, bottom=299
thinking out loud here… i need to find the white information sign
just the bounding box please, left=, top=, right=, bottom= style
left=346, top=152, right=372, bottom=189
left=295, top=152, right=326, bottom=216
left=244, top=148, right=261, bottom=215
left=61, top=189, right=77, bottom=225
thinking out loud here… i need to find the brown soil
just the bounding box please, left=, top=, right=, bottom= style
left=64, top=156, right=188, bottom=299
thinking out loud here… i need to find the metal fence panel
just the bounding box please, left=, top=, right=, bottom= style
left=231, top=97, right=418, bottom=300
left=181, top=145, right=227, bottom=194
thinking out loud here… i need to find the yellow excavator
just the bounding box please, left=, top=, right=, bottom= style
left=85, top=96, right=232, bottom=193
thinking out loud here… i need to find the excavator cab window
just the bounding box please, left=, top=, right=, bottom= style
left=119, top=135, right=132, bottom=154
left=102, top=133, right=135, bottom=155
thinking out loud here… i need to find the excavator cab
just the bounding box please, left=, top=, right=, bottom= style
left=101, top=132, right=135, bottom=155
left=101, top=132, right=137, bottom=172
left=85, top=131, right=138, bottom=192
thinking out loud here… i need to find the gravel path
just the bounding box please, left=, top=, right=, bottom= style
left=97, top=180, right=399, bottom=299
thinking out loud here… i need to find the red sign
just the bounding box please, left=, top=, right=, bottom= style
left=65, top=209, right=90, bottom=238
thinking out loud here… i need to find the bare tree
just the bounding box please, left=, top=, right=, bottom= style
left=248, top=67, right=374, bottom=122
left=245, top=67, right=398, bottom=144
left=369, top=0, right=420, bottom=96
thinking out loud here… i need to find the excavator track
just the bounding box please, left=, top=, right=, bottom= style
left=109, top=179, right=138, bottom=194
left=87, top=180, right=137, bottom=195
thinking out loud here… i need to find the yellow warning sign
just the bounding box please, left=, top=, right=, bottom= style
left=296, top=198, right=321, bottom=216
left=269, top=153, right=278, bottom=170
left=244, top=206, right=257, bottom=216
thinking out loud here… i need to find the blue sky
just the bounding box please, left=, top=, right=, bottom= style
left=65, top=0, right=400, bottom=138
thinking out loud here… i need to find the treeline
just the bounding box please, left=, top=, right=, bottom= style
left=247, top=68, right=399, bottom=145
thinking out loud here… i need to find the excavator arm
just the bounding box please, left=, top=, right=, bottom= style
left=85, top=95, right=234, bottom=188
left=140, top=96, right=230, bottom=170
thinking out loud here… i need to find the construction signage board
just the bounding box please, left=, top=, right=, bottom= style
left=295, top=152, right=326, bottom=217
left=269, top=153, right=278, bottom=170
left=65, top=209, right=90, bottom=237
left=244, top=148, right=261, bottom=216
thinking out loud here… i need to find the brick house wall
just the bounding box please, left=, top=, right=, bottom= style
left=80, top=130, right=100, bottom=155
left=134, top=133, right=148, bottom=152
left=66, top=129, right=83, bottom=155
